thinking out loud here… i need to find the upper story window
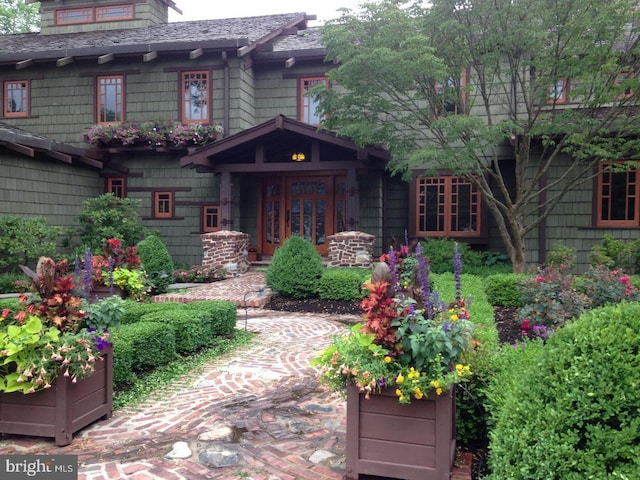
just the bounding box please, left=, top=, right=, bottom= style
left=3, top=80, right=29, bottom=117
left=615, top=72, right=634, bottom=99
left=107, top=178, right=126, bottom=199
left=299, top=77, right=328, bottom=125
left=597, top=162, right=639, bottom=227
left=182, top=71, right=209, bottom=124
left=435, top=69, right=468, bottom=116
left=56, top=5, right=134, bottom=25
left=548, top=77, right=568, bottom=104
left=413, top=175, right=482, bottom=237
left=97, top=75, right=124, bottom=124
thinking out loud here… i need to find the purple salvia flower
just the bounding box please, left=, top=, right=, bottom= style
left=415, top=243, right=434, bottom=319
left=453, top=242, right=463, bottom=304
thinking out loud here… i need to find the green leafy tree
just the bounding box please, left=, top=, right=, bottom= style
left=318, top=0, right=640, bottom=273
left=0, top=0, right=40, bottom=34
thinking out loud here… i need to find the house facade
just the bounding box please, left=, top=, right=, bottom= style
left=0, top=0, right=634, bottom=271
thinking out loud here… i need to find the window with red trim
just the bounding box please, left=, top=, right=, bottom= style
left=182, top=71, right=209, bottom=124
left=548, top=78, right=568, bottom=104
left=97, top=75, right=124, bottom=124
left=435, top=69, right=468, bottom=116
left=414, top=175, right=481, bottom=237
left=615, top=72, right=634, bottom=99
left=3, top=80, right=29, bottom=117
left=154, top=192, right=173, bottom=218
left=107, top=178, right=126, bottom=198
left=299, top=77, right=328, bottom=125
left=56, top=5, right=133, bottom=25
left=202, top=206, right=220, bottom=232
left=597, top=162, right=639, bottom=227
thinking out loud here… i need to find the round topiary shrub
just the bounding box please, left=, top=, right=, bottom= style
left=486, top=302, right=640, bottom=479
left=136, top=235, right=174, bottom=294
left=266, top=236, right=323, bottom=299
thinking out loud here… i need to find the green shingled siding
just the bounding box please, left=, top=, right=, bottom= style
left=234, top=64, right=257, bottom=132
left=358, top=173, right=385, bottom=254
left=0, top=153, right=102, bottom=228
left=254, top=68, right=298, bottom=123
left=113, top=154, right=220, bottom=266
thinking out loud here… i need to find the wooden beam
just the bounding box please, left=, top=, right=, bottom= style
left=0, top=141, right=34, bottom=157
left=285, top=57, right=296, bottom=69
left=98, top=53, right=114, bottom=64
left=143, top=51, right=158, bottom=62
left=46, top=150, right=73, bottom=164
left=16, top=59, right=34, bottom=70
left=56, top=56, right=74, bottom=67
left=189, top=48, right=203, bottom=60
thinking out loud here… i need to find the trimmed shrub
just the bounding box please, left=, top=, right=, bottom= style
left=136, top=235, right=174, bottom=294
left=265, top=236, right=324, bottom=299
left=120, top=300, right=184, bottom=324
left=0, top=216, right=62, bottom=273
left=319, top=268, right=368, bottom=301
left=184, top=300, right=237, bottom=337
left=0, top=298, right=20, bottom=311
left=418, top=239, right=484, bottom=274
left=484, top=274, right=526, bottom=307
left=486, top=302, right=640, bottom=479
left=0, top=273, right=25, bottom=294
left=111, top=321, right=176, bottom=374
left=140, top=309, right=209, bottom=354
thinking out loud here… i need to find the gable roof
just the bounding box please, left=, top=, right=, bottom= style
left=0, top=123, right=104, bottom=169
left=0, top=13, right=316, bottom=67
left=181, top=115, right=390, bottom=171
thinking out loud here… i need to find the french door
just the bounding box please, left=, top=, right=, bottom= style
left=261, top=175, right=346, bottom=255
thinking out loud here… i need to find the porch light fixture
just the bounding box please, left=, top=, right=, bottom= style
left=291, top=152, right=306, bottom=161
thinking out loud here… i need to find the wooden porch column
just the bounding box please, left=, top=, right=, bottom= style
left=346, top=168, right=360, bottom=230
left=220, top=171, right=232, bottom=230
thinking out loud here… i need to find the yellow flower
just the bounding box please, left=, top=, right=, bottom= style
left=395, top=389, right=402, bottom=397
left=396, top=374, right=404, bottom=384
left=384, top=356, right=392, bottom=363
left=451, top=314, right=458, bottom=321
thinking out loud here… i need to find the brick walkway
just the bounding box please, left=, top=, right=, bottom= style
left=0, top=271, right=472, bottom=480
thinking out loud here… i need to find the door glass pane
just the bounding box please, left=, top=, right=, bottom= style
left=303, top=199, right=313, bottom=242
left=291, top=200, right=301, bottom=236
left=316, top=200, right=325, bottom=245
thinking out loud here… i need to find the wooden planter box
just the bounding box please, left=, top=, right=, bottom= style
left=0, top=347, right=113, bottom=446
left=345, top=383, right=456, bottom=480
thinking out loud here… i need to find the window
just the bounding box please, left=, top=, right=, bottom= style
left=202, top=206, right=220, bottom=232
left=182, top=71, right=209, bottom=124
left=154, top=192, right=173, bottom=218
left=414, top=175, right=481, bottom=237
left=96, top=5, right=134, bottom=21
left=56, top=5, right=133, bottom=25
left=97, top=75, right=124, bottom=124
left=615, top=72, right=634, bottom=99
left=597, top=162, right=639, bottom=227
left=299, top=77, right=328, bottom=125
left=548, top=78, right=568, bottom=104
left=3, top=80, right=29, bottom=117
left=435, top=70, right=468, bottom=116
left=107, top=178, right=126, bottom=198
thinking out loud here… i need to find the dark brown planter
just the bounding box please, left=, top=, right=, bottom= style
left=89, top=285, right=125, bottom=303
left=345, top=382, right=456, bottom=480
left=0, top=346, right=113, bottom=446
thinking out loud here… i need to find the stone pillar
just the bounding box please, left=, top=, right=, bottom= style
left=201, top=231, right=249, bottom=270
left=326, top=231, right=376, bottom=268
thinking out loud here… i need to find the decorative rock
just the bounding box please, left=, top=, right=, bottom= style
left=199, top=425, right=234, bottom=442
left=199, top=445, right=240, bottom=468
left=309, top=450, right=337, bottom=464
left=164, top=441, right=192, bottom=459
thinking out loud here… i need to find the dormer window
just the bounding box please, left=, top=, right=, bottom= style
left=548, top=78, right=568, bottom=104
left=56, top=5, right=134, bottom=25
